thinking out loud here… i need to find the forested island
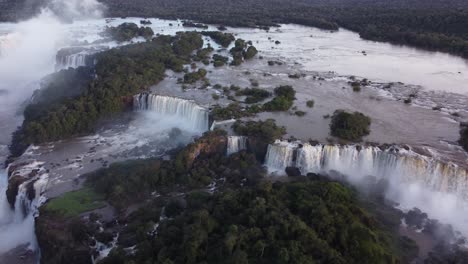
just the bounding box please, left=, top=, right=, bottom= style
left=35, top=126, right=468, bottom=264
left=99, top=0, right=468, bottom=58
left=9, top=31, right=204, bottom=159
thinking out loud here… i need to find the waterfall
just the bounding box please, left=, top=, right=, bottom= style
left=227, top=136, right=247, bottom=155
left=265, top=140, right=468, bottom=235
left=264, top=140, right=298, bottom=174
left=55, top=53, right=88, bottom=71
left=133, top=94, right=209, bottom=132
left=295, top=144, right=468, bottom=200
left=0, top=161, right=47, bottom=254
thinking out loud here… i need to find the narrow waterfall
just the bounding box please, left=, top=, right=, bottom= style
left=133, top=94, right=210, bottom=132
left=55, top=53, right=88, bottom=71
left=227, top=136, right=247, bottom=155
left=264, top=140, right=298, bottom=174
left=0, top=161, right=48, bottom=254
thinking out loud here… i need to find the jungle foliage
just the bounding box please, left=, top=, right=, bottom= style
left=330, top=110, right=371, bottom=141
left=9, top=32, right=204, bottom=158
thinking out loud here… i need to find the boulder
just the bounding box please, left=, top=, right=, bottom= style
left=285, top=167, right=301, bottom=177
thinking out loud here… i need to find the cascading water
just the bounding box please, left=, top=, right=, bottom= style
left=264, top=140, right=468, bottom=235
left=0, top=161, right=48, bottom=255
left=264, top=140, right=298, bottom=174
left=227, top=136, right=247, bottom=155
left=134, top=94, right=210, bottom=132
left=55, top=52, right=88, bottom=70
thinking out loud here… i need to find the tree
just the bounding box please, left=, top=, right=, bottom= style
left=330, top=110, right=371, bottom=141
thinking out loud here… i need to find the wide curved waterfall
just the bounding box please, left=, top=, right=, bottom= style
left=133, top=94, right=210, bottom=132
left=0, top=161, right=47, bottom=254
left=227, top=136, right=247, bottom=155
left=264, top=140, right=468, bottom=234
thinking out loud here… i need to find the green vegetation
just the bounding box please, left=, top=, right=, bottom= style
left=460, top=126, right=468, bottom=152
left=263, top=96, right=294, bottom=111
left=30, top=67, right=93, bottom=105
left=193, top=46, right=214, bottom=62
left=213, top=54, right=229, bottom=67
left=93, top=0, right=468, bottom=59
left=244, top=45, right=258, bottom=59
left=34, top=126, right=430, bottom=264
left=105, top=22, right=154, bottom=42
left=263, top=85, right=296, bottom=112
left=236, top=88, right=271, bottom=104
left=230, top=39, right=258, bottom=66
left=86, top=130, right=229, bottom=208
left=201, top=31, right=235, bottom=47
left=44, top=188, right=105, bottom=217
left=108, top=180, right=399, bottom=263
left=330, top=110, right=371, bottom=141
left=183, top=68, right=208, bottom=83
left=306, top=100, right=315, bottom=108
left=211, top=103, right=255, bottom=120
left=10, top=32, right=204, bottom=158
left=211, top=86, right=297, bottom=120
left=233, top=119, right=286, bottom=143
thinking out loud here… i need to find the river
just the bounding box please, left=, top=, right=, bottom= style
left=0, top=16, right=468, bottom=261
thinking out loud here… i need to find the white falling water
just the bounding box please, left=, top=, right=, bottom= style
left=55, top=52, right=87, bottom=71
left=0, top=161, right=48, bottom=254
left=265, top=140, right=468, bottom=235
left=264, top=140, right=298, bottom=174
left=295, top=144, right=468, bottom=200
left=227, top=136, right=247, bottom=155
left=133, top=94, right=210, bottom=132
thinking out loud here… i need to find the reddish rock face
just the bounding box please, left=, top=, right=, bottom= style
left=176, top=131, right=227, bottom=171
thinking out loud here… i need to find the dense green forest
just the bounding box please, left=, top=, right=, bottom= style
left=9, top=32, right=204, bottom=158
left=1, top=1, right=467, bottom=57
left=37, top=129, right=423, bottom=264
left=96, top=0, right=468, bottom=58
left=105, top=22, right=154, bottom=42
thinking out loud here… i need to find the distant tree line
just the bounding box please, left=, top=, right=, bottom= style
left=95, top=0, right=468, bottom=58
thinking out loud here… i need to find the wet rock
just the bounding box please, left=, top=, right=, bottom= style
left=6, top=176, right=27, bottom=209
left=95, top=231, right=114, bottom=245
left=118, top=228, right=139, bottom=247
left=285, top=167, right=301, bottom=177
left=404, top=208, right=428, bottom=229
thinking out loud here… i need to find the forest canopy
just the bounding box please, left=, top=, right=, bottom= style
left=93, top=0, right=468, bottom=58
left=9, top=32, right=204, bottom=158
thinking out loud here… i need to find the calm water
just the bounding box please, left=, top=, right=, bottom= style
left=231, top=24, right=468, bottom=94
